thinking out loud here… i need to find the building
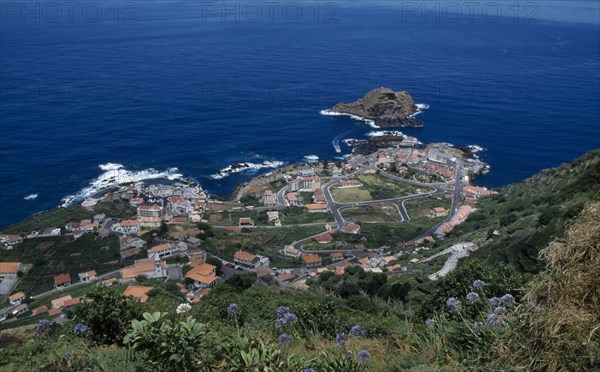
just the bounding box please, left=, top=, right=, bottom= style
left=234, top=250, right=259, bottom=269
left=8, top=292, right=25, bottom=306
left=137, top=204, right=164, bottom=220
left=116, top=219, right=139, bottom=233
left=51, top=295, right=73, bottom=308
left=341, top=223, right=361, bottom=234
left=430, top=207, right=448, bottom=218
left=167, top=196, right=193, bottom=214
left=185, top=262, right=218, bottom=288
left=281, top=245, right=301, bottom=258
left=124, top=286, right=154, bottom=303
left=261, top=190, right=277, bottom=206
left=314, top=233, right=333, bottom=244
left=239, top=218, right=255, bottom=227
left=339, top=179, right=361, bottom=188
left=0, top=234, right=23, bottom=245
left=305, top=204, right=329, bottom=213
left=312, top=189, right=326, bottom=203
left=188, top=248, right=207, bottom=266
left=286, top=192, right=299, bottom=207
left=329, top=252, right=344, bottom=262
left=78, top=270, right=97, bottom=283
left=121, top=257, right=167, bottom=282
left=53, top=273, right=72, bottom=290
left=302, top=254, right=322, bottom=268
left=290, top=176, right=321, bottom=192
left=32, top=306, right=48, bottom=316
left=147, top=243, right=173, bottom=259
left=0, top=262, right=24, bottom=279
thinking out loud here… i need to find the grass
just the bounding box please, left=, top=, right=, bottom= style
left=279, top=208, right=335, bottom=225
left=330, top=187, right=372, bottom=203
left=340, top=203, right=403, bottom=223
left=92, top=199, right=136, bottom=219
left=357, top=173, right=426, bottom=200
left=346, top=217, right=445, bottom=248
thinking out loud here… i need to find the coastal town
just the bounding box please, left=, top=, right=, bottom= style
left=0, top=137, right=494, bottom=327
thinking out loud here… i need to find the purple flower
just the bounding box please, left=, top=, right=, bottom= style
left=276, top=306, right=290, bottom=318
left=466, top=292, right=480, bottom=303
left=446, top=297, right=462, bottom=313
left=350, top=324, right=364, bottom=337
left=304, top=369, right=315, bottom=372
left=34, top=319, right=55, bottom=335
left=278, top=333, right=292, bottom=345
left=471, top=321, right=484, bottom=336
left=275, top=311, right=298, bottom=327
left=488, top=297, right=501, bottom=307
left=73, top=323, right=89, bottom=335
left=227, top=303, right=241, bottom=317
left=471, top=279, right=486, bottom=289
left=425, top=319, right=435, bottom=328
left=485, top=313, right=500, bottom=327
left=501, top=294, right=516, bottom=308
left=335, top=332, right=349, bottom=347
left=494, top=306, right=508, bottom=315
left=357, top=349, right=371, bottom=362
left=65, top=351, right=72, bottom=360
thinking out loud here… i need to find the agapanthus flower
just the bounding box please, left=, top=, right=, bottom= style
left=488, top=297, right=501, bottom=307
left=466, top=292, right=480, bottom=303
left=278, top=333, right=292, bottom=345
left=471, top=321, right=484, bottom=336
left=350, top=324, right=364, bottom=337
left=176, top=303, right=192, bottom=314
left=276, top=306, right=290, bottom=318
left=304, top=369, right=315, bottom=372
left=227, top=303, right=241, bottom=317
left=357, top=349, right=371, bottom=362
left=446, top=297, right=462, bottom=313
left=335, top=332, right=349, bottom=347
left=500, top=294, right=516, bottom=308
left=73, top=323, right=89, bottom=335
left=425, top=319, right=435, bottom=328
left=471, top=279, right=486, bottom=289
left=494, top=306, right=508, bottom=315
left=35, top=319, right=55, bottom=335
left=485, top=312, right=500, bottom=327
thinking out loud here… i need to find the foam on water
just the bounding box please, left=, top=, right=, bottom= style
left=61, top=163, right=183, bottom=206
left=320, top=110, right=380, bottom=128
left=211, top=160, right=285, bottom=180
left=24, top=194, right=38, bottom=201
left=303, top=155, right=319, bottom=162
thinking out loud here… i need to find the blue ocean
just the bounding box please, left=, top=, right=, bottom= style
left=1, top=0, right=599, bottom=227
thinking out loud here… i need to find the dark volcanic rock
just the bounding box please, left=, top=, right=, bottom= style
left=346, top=135, right=410, bottom=155
left=332, top=88, right=423, bottom=127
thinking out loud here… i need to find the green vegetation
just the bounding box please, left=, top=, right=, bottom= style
left=356, top=173, right=425, bottom=200
left=330, top=186, right=372, bottom=203
left=92, top=199, right=136, bottom=219
left=1, top=206, right=89, bottom=234
left=279, top=208, right=335, bottom=225
left=340, top=203, right=402, bottom=223
left=404, top=196, right=452, bottom=218
left=0, top=234, right=120, bottom=294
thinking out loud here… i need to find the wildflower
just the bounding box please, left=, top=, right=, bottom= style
left=485, top=313, right=501, bottom=327
left=425, top=319, right=435, bottom=328
left=176, top=303, right=192, bottom=314
left=65, top=351, right=72, bottom=361
left=357, top=349, right=371, bottom=362
left=446, top=297, right=462, bottom=313
left=275, top=311, right=298, bottom=327
left=466, top=292, right=480, bottom=303
left=494, top=306, right=508, bottom=315
left=471, top=279, right=486, bottom=289
left=35, top=319, right=55, bottom=335
left=304, top=369, right=316, bottom=372
left=500, top=294, right=516, bottom=308
left=471, top=321, right=484, bottom=336
left=278, top=333, right=292, bottom=345
left=73, top=323, right=89, bottom=335
left=276, top=306, right=290, bottom=318
left=227, top=303, right=241, bottom=317
left=350, top=324, right=364, bottom=337
left=335, top=332, right=349, bottom=347
left=488, top=297, right=501, bottom=307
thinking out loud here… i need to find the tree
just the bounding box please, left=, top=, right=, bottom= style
left=206, top=256, right=223, bottom=272
left=71, top=286, right=143, bottom=345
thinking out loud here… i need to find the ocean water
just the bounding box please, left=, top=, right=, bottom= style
left=1, top=0, right=599, bottom=227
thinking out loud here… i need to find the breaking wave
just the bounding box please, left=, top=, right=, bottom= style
left=211, top=160, right=285, bottom=180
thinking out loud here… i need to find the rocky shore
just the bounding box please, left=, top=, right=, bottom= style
left=330, top=87, right=424, bottom=127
